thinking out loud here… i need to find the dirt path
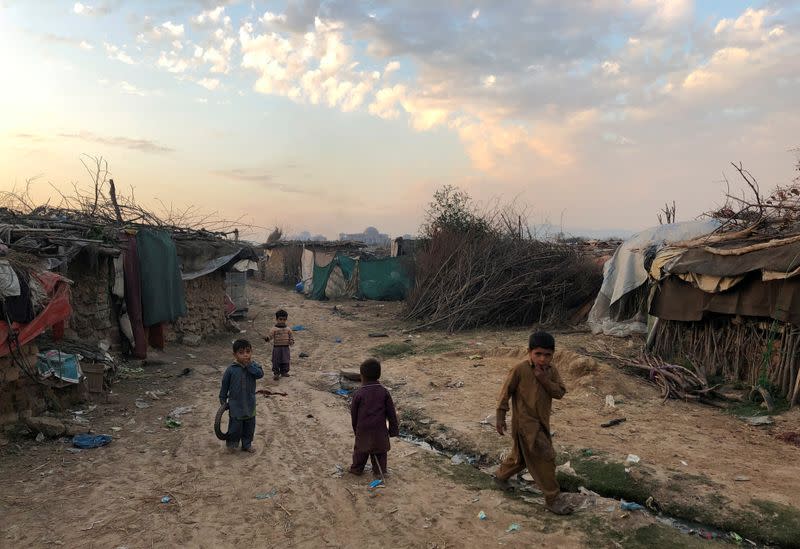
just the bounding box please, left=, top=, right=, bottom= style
left=1, top=280, right=797, bottom=548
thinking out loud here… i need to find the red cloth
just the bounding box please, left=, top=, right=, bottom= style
left=0, top=272, right=72, bottom=357
left=122, top=233, right=148, bottom=358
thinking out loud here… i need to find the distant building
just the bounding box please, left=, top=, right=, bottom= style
left=339, top=226, right=390, bottom=247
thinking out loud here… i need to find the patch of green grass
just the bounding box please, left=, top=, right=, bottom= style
left=370, top=342, right=416, bottom=358
left=725, top=397, right=790, bottom=418
left=421, top=341, right=459, bottom=354
left=668, top=472, right=720, bottom=488
left=567, top=454, right=654, bottom=503
left=747, top=499, right=800, bottom=548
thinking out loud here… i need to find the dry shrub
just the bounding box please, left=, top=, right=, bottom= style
left=403, top=228, right=602, bottom=331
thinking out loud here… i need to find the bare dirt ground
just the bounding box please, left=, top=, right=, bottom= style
left=1, top=279, right=798, bottom=548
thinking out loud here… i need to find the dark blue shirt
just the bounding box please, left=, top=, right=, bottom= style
left=219, top=362, right=264, bottom=418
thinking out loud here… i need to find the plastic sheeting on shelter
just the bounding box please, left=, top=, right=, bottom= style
left=588, top=220, right=719, bottom=336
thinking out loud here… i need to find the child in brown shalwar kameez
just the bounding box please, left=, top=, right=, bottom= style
left=494, top=331, right=574, bottom=515
left=349, top=358, right=399, bottom=477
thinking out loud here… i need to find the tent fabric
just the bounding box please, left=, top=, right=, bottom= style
left=0, top=272, right=72, bottom=357
left=0, top=260, right=20, bottom=297
left=651, top=274, right=800, bottom=325
left=136, top=229, right=187, bottom=326
left=309, top=253, right=412, bottom=301
left=666, top=238, right=800, bottom=278
left=357, top=257, right=412, bottom=301
left=588, top=220, right=719, bottom=334
left=301, top=249, right=314, bottom=295
left=122, top=233, right=147, bottom=358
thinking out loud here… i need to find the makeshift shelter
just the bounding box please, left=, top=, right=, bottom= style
left=259, top=240, right=365, bottom=289
left=648, top=230, right=800, bottom=402
left=587, top=220, right=720, bottom=336
left=304, top=248, right=414, bottom=301
left=0, top=206, right=256, bottom=422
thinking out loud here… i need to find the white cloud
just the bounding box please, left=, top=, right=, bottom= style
left=601, top=60, right=620, bottom=75
left=157, top=52, right=189, bottom=73
left=79, top=40, right=93, bottom=50
left=384, top=61, right=400, bottom=75
left=198, top=77, right=220, bottom=90
left=261, top=11, right=288, bottom=24
left=240, top=16, right=378, bottom=111
left=103, top=42, right=135, bottom=64
left=471, top=9, right=480, bottom=20
left=161, top=22, right=185, bottom=38
left=193, top=6, right=225, bottom=25
left=120, top=81, right=148, bottom=96
left=369, top=85, right=407, bottom=119
left=73, top=3, right=90, bottom=15
left=195, top=98, right=208, bottom=104
left=482, top=74, right=496, bottom=88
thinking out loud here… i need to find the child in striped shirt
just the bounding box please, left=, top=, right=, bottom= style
left=264, top=309, right=294, bottom=381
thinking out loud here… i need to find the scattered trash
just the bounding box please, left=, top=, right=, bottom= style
left=446, top=380, right=464, bottom=389
left=66, top=447, right=82, bottom=454
left=740, top=415, right=773, bottom=426
left=620, top=501, right=645, bottom=511
left=334, top=337, right=342, bottom=343
left=604, top=395, right=616, bottom=409
left=145, top=390, right=167, bottom=400
left=177, top=368, right=192, bottom=377
left=680, top=460, right=688, bottom=466
left=331, top=465, right=344, bottom=478
left=292, top=325, right=306, bottom=331
left=369, top=479, right=383, bottom=489
left=35, top=432, right=45, bottom=443
left=306, top=414, right=314, bottom=419
left=645, top=496, right=662, bottom=513
left=419, top=418, right=431, bottom=425
left=111, top=427, right=122, bottom=432
left=168, top=406, right=194, bottom=419
left=368, top=333, right=388, bottom=338
left=451, top=454, right=466, bottom=465
left=72, top=434, right=112, bottom=449
left=581, top=449, right=594, bottom=457
left=730, top=532, right=743, bottom=543
left=625, top=454, right=641, bottom=465
left=468, top=354, right=483, bottom=360
left=161, top=496, right=171, bottom=504
left=294, top=281, right=304, bottom=293
left=187, top=353, right=196, bottom=359
left=556, top=461, right=577, bottom=476
left=478, top=511, right=487, bottom=520
left=135, top=400, right=151, bottom=409
left=734, top=475, right=751, bottom=482
left=601, top=418, right=626, bottom=428
left=165, top=418, right=182, bottom=429
left=521, top=472, right=534, bottom=482
left=506, top=523, right=520, bottom=533
left=255, top=489, right=278, bottom=500
left=334, top=388, right=351, bottom=397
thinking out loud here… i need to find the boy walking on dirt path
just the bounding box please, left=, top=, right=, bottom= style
left=349, top=358, right=400, bottom=477
left=219, top=339, right=264, bottom=453
left=263, top=309, right=294, bottom=381
left=494, top=331, right=574, bottom=515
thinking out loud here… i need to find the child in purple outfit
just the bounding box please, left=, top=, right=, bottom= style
left=349, top=358, right=399, bottom=477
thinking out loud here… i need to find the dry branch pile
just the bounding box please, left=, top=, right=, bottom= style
left=600, top=349, right=728, bottom=406
left=403, top=228, right=602, bottom=331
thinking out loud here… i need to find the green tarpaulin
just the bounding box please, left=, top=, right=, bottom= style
left=358, top=257, right=412, bottom=300
left=310, top=253, right=412, bottom=301
left=137, top=229, right=187, bottom=326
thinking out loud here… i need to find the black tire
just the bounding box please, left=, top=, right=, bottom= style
left=214, top=402, right=229, bottom=441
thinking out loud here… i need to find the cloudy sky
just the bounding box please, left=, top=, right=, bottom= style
left=1, top=0, right=798, bottom=240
